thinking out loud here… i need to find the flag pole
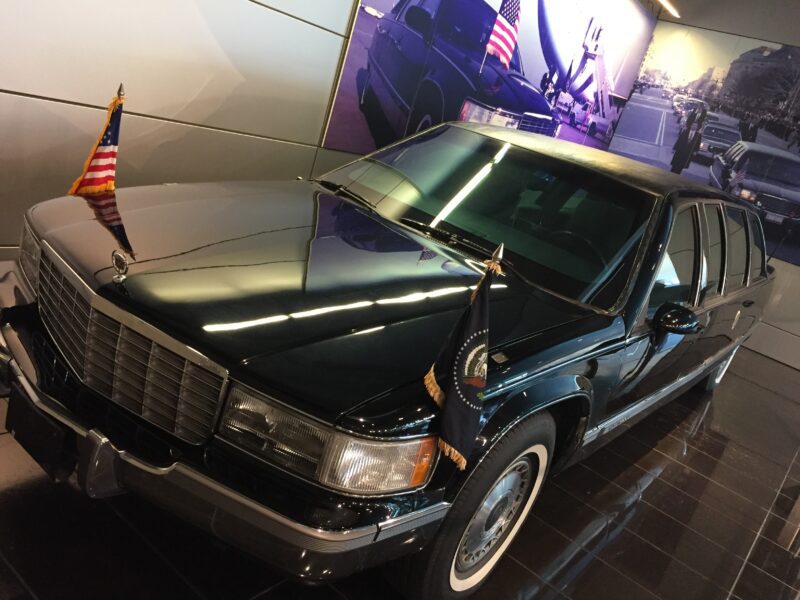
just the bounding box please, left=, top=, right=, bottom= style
left=479, top=49, right=488, bottom=76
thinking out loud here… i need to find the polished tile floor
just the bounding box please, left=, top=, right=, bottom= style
left=1, top=347, right=799, bottom=600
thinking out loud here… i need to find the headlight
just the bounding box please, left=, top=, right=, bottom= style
left=458, top=99, right=520, bottom=129
left=699, top=142, right=708, bottom=150
left=738, top=188, right=757, bottom=201
left=220, top=384, right=437, bottom=495
left=18, top=221, right=41, bottom=290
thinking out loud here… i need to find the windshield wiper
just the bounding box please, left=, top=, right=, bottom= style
left=312, top=179, right=377, bottom=213
left=398, top=217, right=525, bottom=280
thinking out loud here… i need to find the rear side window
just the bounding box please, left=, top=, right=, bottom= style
left=748, top=212, right=766, bottom=279
left=703, top=204, right=725, bottom=300
left=649, top=208, right=697, bottom=311
left=724, top=206, right=749, bottom=293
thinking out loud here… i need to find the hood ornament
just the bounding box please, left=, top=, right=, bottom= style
left=111, top=250, right=129, bottom=283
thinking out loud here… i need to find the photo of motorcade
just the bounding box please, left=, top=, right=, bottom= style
left=694, top=123, right=742, bottom=162
left=324, top=0, right=655, bottom=155
left=608, top=21, right=800, bottom=266
left=709, top=141, right=800, bottom=230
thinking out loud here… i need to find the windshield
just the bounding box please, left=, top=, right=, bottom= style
left=743, top=154, right=800, bottom=187
left=321, top=126, right=656, bottom=309
left=435, top=0, right=522, bottom=72
left=704, top=127, right=740, bottom=144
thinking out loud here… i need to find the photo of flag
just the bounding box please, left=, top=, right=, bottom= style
left=731, top=158, right=749, bottom=189
left=486, top=0, right=521, bottom=69
left=424, top=246, right=503, bottom=470
left=68, top=86, right=135, bottom=257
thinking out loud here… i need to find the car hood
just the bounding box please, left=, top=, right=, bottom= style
left=741, top=178, right=800, bottom=202
left=29, top=181, right=590, bottom=421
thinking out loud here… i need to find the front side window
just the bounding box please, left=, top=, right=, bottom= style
left=649, top=207, right=698, bottom=311
left=724, top=206, right=749, bottom=293
left=322, top=126, right=656, bottom=310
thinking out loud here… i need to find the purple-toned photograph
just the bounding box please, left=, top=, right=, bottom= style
left=324, top=0, right=656, bottom=155
left=609, top=21, right=800, bottom=265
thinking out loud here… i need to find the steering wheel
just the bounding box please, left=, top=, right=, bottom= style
left=551, top=230, right=608, bottom=268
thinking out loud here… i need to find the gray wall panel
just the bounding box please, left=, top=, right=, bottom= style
left=311, top=148, right=359, bottom=178
left=250, top=0, right=357, bottom=35
left=1, top=0, right=344, bottom=145
left=0, top=93, right=316, bottom=245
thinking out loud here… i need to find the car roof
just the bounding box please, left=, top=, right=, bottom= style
left=452, top=122, right=726, bottom=198
left=733, top=141, right=800, bottom=162
left=704, top=122, right=739, bottom=132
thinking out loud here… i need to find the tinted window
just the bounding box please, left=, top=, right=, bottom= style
left=739, top=153, right=800, bottom=187
left=703, top=126, right=740, bottom=144
left=324, top=126, right=656, bottom=309
left=725, top=207, right=749, bottom=293
left=703, top=204, right=724, bottom=300
left=649, top=208, right=697, bottom=310
left=748, top=212, right=766, bottom=279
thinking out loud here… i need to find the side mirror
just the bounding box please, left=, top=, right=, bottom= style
left=405, top=6, right=434, bottom=43
left=655, top=303, right=704, bottom=335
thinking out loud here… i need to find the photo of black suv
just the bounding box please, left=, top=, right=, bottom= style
left=358, top=0, right=558, bottom=140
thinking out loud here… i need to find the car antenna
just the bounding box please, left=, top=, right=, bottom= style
left=767, top=224, right=793, bottom=263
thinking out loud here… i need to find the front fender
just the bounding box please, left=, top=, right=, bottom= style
left=443, top=374, right=592, bottom=500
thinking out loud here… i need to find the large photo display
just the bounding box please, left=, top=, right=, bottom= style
left=324, top=0, right=655, bottom=155
left=608, top=21, right=800, bottom=264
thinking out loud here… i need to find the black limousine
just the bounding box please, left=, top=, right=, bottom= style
left=0, top=123, right=773, bottom=599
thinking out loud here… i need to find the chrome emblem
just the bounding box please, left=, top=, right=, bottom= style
left=111, top=250, right=128, bottom=283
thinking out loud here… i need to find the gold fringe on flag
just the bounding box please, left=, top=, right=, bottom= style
left=423, top=364, right=444, bottom=408
left=438, top=439, right=467, bottom=471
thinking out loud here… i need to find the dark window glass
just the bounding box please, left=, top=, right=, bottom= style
left=703, top=204, right=724, bottom=300
left=649, top=208, right=697, bottom=310
left=725, top=207, right=749, bottom=292
left=324, top=126, right=656, bottom=310
left=748, top=212, right=765, bottom=279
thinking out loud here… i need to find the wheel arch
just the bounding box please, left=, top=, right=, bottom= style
left=442, top=375, right=592, bottom=501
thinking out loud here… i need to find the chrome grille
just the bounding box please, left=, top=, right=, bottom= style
left=37, top=254, right=224, bottom=444
left=518, top=114, right=559, bottom=136
left=758, top=194, right=799, bottom=218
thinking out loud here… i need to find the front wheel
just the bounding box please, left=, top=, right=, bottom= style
left=386, top=412, right=555, bottom=599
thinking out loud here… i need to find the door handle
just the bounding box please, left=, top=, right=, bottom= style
left=742, top=300, right=755, bottom=307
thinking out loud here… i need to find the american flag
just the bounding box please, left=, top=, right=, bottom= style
left=731, top=159, right=749, bottom=189
left=69, top=93, right=123, bottom=196
left=486, top=0, right=521, bottom=69
left=84, top=193, right=135, bottom=257
left=69, top=88, right=135, bottom=257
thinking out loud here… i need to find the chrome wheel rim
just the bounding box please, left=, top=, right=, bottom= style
left=455, top=458, right=532, bottom=572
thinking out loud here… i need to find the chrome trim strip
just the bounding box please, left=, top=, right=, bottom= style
left=582, top=341, right=743, bottom=446
left=376, top=502, right=451, bottom=538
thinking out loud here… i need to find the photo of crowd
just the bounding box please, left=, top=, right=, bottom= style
left=608, top=22, right=800, bottom=265
left=323, top=0, right=654, bottom=155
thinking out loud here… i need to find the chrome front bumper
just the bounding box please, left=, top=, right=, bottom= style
left=0, top=260, right=448, bottom=581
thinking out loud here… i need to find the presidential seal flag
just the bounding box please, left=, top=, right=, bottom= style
left=68, top=84, right=135, bottom=258
left=424, top=244, right=503, bottom=470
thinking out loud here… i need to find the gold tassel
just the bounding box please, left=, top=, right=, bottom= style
left=424, top=364, right=445, bottom=407
left=438, top=439, right=467, bottom=471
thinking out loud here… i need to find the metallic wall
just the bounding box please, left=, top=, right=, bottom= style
left=0, top=0, right=360, bottom=252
